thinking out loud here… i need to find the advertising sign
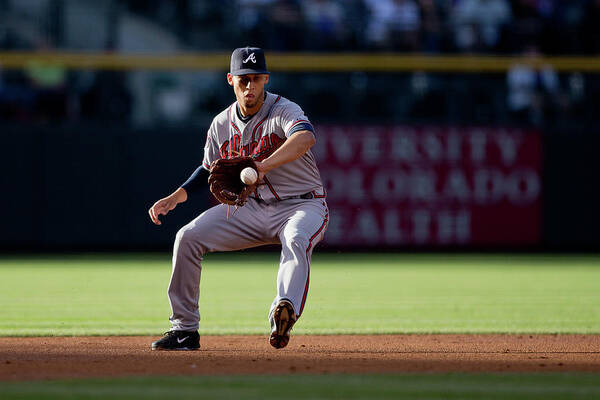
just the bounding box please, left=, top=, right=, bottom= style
left=313, top=126, right=542, bottom=247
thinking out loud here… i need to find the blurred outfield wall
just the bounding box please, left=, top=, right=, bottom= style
left=2, top=52, right=600, bottom=252
left=3, top=123, right=599, bottom=252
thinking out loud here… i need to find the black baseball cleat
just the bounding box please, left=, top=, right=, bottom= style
left=269, top=300, right=297, bottom=349
left=151, top=330, right=200, bottom=351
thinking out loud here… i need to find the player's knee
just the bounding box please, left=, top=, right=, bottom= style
left=282, top=232, right=310, bottom=252
left=175, top=226, right=199, bottom=252
left=175, top=226, right=190, bottom=246
left=175, top=225, right=212, bottom=257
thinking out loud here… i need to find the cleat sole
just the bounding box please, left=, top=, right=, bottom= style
left=269, top=301, right=296, bottom=349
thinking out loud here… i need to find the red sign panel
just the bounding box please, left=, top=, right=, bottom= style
left=313, top=126, right=542, bottom=247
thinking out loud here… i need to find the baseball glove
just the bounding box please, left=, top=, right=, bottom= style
left=208, top=156, right=258, bottom=207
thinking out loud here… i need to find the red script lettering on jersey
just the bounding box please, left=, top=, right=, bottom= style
left=220, top=133, right=286, bottom=161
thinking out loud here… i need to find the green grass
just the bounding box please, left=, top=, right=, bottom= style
left=1, top=374, right=599, bottom=400
left=0, top=253, right=599, bottom=336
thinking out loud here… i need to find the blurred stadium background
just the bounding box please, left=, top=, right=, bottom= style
left=2, top=0, right=600, bottom=253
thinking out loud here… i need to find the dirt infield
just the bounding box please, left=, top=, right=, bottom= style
left=1, top=335, right=599, bottom=381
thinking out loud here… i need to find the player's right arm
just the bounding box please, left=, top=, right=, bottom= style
left=148, top=188, right=188, bottom=226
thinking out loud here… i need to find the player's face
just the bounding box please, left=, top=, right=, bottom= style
left=228, top=73, right=269, bottom=113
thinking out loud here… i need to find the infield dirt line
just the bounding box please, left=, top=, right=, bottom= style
left=1, top=334, right=599, bottom=381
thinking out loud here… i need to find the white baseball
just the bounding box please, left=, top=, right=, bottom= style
left=240, top=167, right=258, bottom=185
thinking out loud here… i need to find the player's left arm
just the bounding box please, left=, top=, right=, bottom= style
left=255, top=130, right=315, bottom=180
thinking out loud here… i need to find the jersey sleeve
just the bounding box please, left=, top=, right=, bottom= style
left=278, top=102, right=315, bottom=138
left=202, top=122, right=220, bottom=170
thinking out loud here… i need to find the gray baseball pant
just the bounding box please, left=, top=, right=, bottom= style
left=167, top=197, right=329, bottom=331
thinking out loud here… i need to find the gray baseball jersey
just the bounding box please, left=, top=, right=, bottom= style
left=202, top=92, right=326, bottom=200
left=166, top=91, right=329, bottom=335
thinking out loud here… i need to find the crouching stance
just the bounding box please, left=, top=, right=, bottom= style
left=148, top=47, right=328, bottom=350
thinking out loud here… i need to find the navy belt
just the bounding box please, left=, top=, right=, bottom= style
left=250, top=192, right=314, bottom=203
left=285, top=192, right=315, bottom=200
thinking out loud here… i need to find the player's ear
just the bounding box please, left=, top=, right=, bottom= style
left=227, top=73, right=233, bottom=86
left=264, top=74, right=269, bottom=85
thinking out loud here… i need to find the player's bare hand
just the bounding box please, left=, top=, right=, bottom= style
left=254, top=161, right=268, bottom=183
left=149, top=188, right=188, bottom=225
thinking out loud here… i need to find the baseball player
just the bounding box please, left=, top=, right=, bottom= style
left=148, top=47, right=328, bottom=350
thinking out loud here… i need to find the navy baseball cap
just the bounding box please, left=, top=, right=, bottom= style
left=230, top=46, right=269, bottom=76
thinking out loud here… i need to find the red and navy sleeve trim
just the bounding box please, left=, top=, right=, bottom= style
left=286, top=120, right=314, bottom=136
